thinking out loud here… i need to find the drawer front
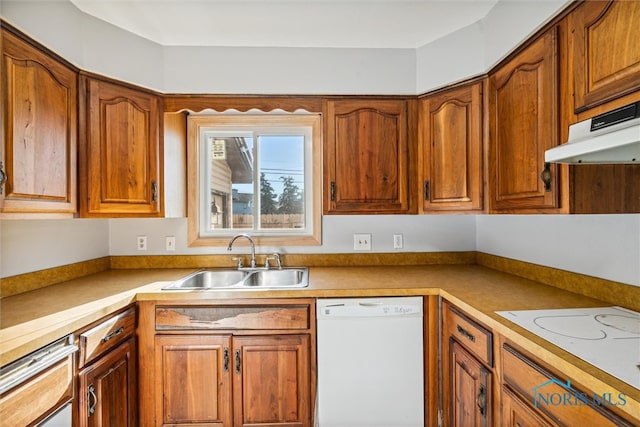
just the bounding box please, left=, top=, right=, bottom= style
left=502, top=344, right=635, bottom=427
left=445, top=303, right=492, bottom=366
left=80, top=307, right=136, bottom=366
left=156, top=305, right=311, bottom=330
left=0, top=355, right=73, bottom=426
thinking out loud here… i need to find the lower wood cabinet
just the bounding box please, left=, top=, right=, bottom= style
left=154, top=335, right=231, bottom=426
left=154, top=334, right=310, bottom=427
left=139, top=299, right=315, bottom=427
left=442, top=301, right=494, bottom=427
left=76, top=307, right=137, bottom=427
left=501, top=385, right=553, bottom=427
left=500, top=342, right=636, bottom=427
left=233, top=335, right=310, bottom=427
left=78, top=339, right=137, bottom=427
left=450, top=341, right=492, bottom=427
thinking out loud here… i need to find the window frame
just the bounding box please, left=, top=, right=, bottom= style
left=186, top=114, right=322, bottom=247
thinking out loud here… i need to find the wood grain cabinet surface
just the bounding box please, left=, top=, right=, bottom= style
left=488, top=28, right=560, bottom=213
left=570, top=0, right=640, bottom=113
left=323, top=98, right=413, bottom=214
left=442, top=302, right=493, bottom=427
left=76, top=307, right=138, bottom=427
left=418, top=82, right=483, bottom=212
left=501, top=343, right=637, bottom=427
left=140, top=300, right=315, bottom=427
left=501, top=386, right=553, bottom=427
left=78, top=338, right=137, bottom=427
left=79, top=76, right=162, bottom=217
left=0, top=27, right=77, bottom=217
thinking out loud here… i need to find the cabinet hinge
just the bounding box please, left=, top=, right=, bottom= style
left=330, top=181, right=336, bottom=201
left=424, top=180, right=430, bottom=201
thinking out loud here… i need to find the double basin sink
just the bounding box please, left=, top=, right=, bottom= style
left=163, top=267, right=309, bottom=290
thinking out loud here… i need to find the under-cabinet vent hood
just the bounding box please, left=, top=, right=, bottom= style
left=545, top=101, right=640, bottom=164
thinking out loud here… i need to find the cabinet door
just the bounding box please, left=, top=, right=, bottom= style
left=81, top=77, right=162, bottom=217
left=570, top=0, right=640, bottom=112
left=450, top=341, right=491, bottom=427
left=154, top=335, right=232, bottom=427
left=488, top=28, right=559, bottom=212
left=0, top=28, right=77, bottom=216
left=78, top=338, right=137, bottom=427
left=233, top=335, right=310, bottom=427
left=501, top=386, right=554, bottom=427
left=419, top=82, right=483, bottom=212
left=324, top=99, right=411, bottom=214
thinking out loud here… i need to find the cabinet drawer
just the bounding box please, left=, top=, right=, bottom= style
left=444, top=303, right=492, bottom=366
left=156, top=304, right=311, bottom=330
left=79, top=307, right=136, bottom=367
left=502, top=344, right=635, bottom=427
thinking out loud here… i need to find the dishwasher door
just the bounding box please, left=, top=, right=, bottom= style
left=316, top=297, right=424, bottom=427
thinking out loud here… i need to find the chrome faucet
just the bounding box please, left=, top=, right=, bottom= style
left=227, top=234, right=256, bottom=269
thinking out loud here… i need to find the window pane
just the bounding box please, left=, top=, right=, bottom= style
left=229, top=136, right=254, bottom=229
left=188, top=113, right=321, bottom=246
left=207, top=135, right=254, bottom=230
left=258, top=135, right=305, bottom=229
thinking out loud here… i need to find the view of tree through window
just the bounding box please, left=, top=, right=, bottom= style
left=210, top=134, right=305, bottom=231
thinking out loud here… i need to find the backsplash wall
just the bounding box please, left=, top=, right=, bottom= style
left=2, top=214, right=637, bottom=289
left=0, top=219, right=109, bottom=278
left=476, top=214, right=640, bottom=287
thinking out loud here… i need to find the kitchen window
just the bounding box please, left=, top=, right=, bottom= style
left=187, top=114, right=321, bottom=246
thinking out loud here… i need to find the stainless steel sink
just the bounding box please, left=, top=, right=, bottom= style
left=162, top=267, right=309, bottom=290
left=243, top=268, right=309, bottom=288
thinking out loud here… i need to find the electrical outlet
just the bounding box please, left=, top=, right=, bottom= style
left=166, top=236, right=176, bottom=251
left=393, top=233, right=404, bottom=249
left=137, top=236, right=147, bottom=251
left=353, top=233, right=372, bottom=251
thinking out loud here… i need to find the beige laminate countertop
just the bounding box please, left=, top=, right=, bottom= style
left=1, top=264, right=639, bottom=420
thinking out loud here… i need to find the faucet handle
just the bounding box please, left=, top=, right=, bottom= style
left=231, top=257, right=243, bottom=269
left=265, top=252, right=282, bottom=270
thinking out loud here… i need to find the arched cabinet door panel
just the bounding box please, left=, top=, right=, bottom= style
left=488, top=28, right=560, bottom=212
left=570, top=0, right=640, bottom=112
left=324, top=98, right=413, bottom=214
left=1, top=27, right=77, bottom=216
left=80, top=76, right=163, bottom=217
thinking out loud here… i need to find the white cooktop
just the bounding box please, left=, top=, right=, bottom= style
left=496, top=306, right=640, bottom=390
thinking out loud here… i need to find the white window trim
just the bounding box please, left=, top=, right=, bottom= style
left=187, top=114, right=322, bottom=247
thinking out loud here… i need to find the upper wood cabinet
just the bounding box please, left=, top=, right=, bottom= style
left=0, top=27, right=77, bottom=217
left=419, top=81, right=483, bottom=212
left=488, top=28, right=560, bottom=213
left=570, top=0, right=640, bottom=113
left=79, top=76, right=162, bottom=217
left=323, top=98, right=413, bottom=214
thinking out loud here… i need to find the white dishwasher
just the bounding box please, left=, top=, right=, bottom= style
left=316, top=297, right=424, bottom=427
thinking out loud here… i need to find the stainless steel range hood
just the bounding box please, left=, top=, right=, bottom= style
left=545, top=101, right=640, bottom=164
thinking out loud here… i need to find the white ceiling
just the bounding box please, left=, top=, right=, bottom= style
left=70, top=0, right=501, bottom=49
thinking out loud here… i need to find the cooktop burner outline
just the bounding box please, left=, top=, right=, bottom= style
left=533, top=314, right=607, bottom=340
left=594, top=314, right=640, bottom=335
left=495, top=306, right=640, bottom=390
